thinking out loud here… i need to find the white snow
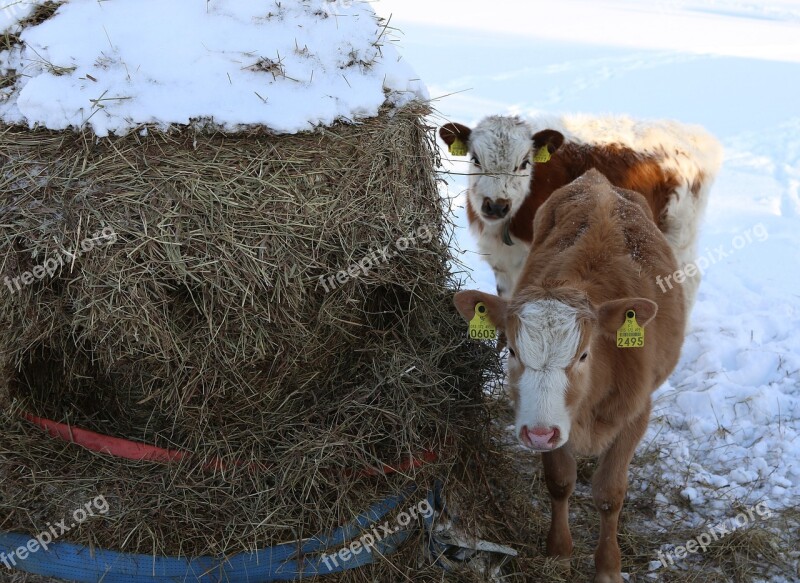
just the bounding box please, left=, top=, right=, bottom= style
left=0, top=0, right=427, bottom=136
left=377, top=0, right=800, bottom=62
left=375, top=0, right=799, bottom=578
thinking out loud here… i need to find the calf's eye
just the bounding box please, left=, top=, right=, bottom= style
left=471, top=156, right=481, bottom=167
left=508, top=348, right=516, bottom=358
left=518, top=160, right=530, bottom=171
left=579, top=352, right=588, bottom=362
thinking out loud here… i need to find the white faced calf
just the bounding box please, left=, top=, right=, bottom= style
left=455, top=170, right=686, bottom=582
left=441, top=114, right=722, bottom=319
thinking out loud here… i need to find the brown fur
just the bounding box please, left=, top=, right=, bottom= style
left=518, top=169, right=684, bottom=453
left=690, top=170, right=707, bottom=196
left=508, top=142, right=681, bottom=243
left=454, top=169, right=686, bottom=582
left=439, top=122, right=471, bottom=148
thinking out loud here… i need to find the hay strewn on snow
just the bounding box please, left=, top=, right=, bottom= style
left=0, top=103, right=512, bottom=564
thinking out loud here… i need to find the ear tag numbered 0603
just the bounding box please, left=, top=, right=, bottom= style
left=616, top=310, right=644, bottom=348
left=469, top=302, right=497, bottom=341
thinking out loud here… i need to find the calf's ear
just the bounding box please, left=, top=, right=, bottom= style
left=532, top=129, right=565, bottom=155
left=597, top=298, right=658, bottom=334
left=440, top=123, right=472, bottom=153
left=454, top=290, right=508, bottom=331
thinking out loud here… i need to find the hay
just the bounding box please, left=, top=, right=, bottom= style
left=1, top=104, right=455, bottom=449
left=0, top=102, right=521, bottom=568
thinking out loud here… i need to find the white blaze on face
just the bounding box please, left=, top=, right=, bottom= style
left=513, top=300, right=582, bottom=446
left=468, top=116, right=534, bottom=221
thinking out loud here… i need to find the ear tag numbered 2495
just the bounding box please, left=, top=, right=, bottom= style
left=616, top=310, right=644, bottom=348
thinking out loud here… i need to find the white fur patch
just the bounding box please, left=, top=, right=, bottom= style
left=475, top=222, right=528, bottom=297
left=516, top=367, right=572, bottom=449
left=467, top=116, right=534, bottom=221
left=513, top=300, right=582, bottom=445
left=534, top=113, right=723, bottom=178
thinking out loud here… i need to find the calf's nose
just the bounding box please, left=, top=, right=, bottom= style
left=520, top=425, right=560, bottom=450
left=481, top=198, right=510, bottom=219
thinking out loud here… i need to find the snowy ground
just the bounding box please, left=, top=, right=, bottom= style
left=375, top=0, right=800, bottom=580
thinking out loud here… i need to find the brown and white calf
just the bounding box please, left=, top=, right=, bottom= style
left=454, top=169, right=686, bottom=582
left=441, top=113, right=722, bottom=316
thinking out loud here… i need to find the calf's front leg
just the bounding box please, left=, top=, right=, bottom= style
left=542, top=444, right=576, bottom=560
left=591, top=409, right=649, bottom=583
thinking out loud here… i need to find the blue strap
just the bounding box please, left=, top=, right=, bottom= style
left=0, top=487, right=426, bottom=582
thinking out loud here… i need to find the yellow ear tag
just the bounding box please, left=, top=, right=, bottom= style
left=532, top=146, right=551, bottom=164
left=616, top=310, right=644, bottom=348
left=468, top=302, right=497, bottom=341
left=449, top=138, right=469, bottom=157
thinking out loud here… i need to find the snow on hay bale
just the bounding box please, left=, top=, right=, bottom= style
left=0, top=1, right=532, bottom=576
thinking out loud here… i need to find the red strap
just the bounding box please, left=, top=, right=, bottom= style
left=23, top=413, right=187, bottom=463
left=22, top=413, right=437, bottom=476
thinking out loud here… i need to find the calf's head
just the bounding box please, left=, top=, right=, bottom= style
left=454, top=287, right=657, bottom=452
left=440, top=116, right=564, bottom=224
